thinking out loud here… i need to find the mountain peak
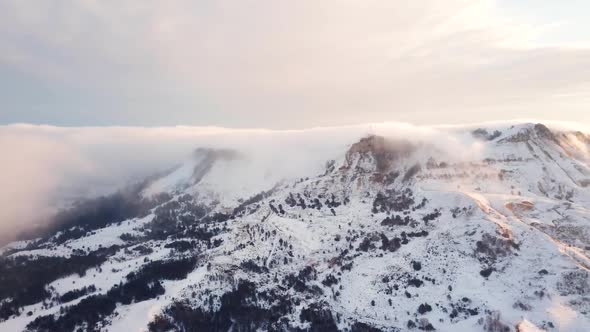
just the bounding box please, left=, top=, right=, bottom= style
left=498, top=122, right=557, bottom=143
left=533, top=123, right=557, bottom=143
left=344, top=135, right=415, bottom=174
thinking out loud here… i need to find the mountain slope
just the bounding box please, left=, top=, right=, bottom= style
left=1, top=122, right=590, bottom=332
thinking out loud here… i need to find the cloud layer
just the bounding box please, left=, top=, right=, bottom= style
left=1, top=120, right=588, bottom=245
left=0, top=122, right=473, bottom=244
left=0, top=0, right=589, bottom=127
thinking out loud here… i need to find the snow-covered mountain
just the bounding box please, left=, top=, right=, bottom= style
left=2, top=122, right=590, bottom=332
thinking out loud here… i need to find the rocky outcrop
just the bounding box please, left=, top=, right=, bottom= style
left=343, top=135, right=415, bottom=180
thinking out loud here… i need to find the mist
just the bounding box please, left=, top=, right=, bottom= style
left=1, top=120, right=587, bottom=246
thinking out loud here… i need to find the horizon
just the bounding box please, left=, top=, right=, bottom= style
left=3, top=118, right=590, bottom=131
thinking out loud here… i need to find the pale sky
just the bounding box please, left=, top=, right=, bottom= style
left=0, top=0, right=589, bottom=128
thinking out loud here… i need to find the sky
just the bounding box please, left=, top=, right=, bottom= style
left=0, top=0, right=589, bottom=128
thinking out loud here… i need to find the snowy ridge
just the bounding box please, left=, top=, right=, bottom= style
left=1, top=122, right=590, bottom=332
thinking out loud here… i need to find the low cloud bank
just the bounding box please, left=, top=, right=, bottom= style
left=0, top=121, right=587, bottom=245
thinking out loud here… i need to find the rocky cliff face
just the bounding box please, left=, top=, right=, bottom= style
left=1, top=122, right=590, bottom=332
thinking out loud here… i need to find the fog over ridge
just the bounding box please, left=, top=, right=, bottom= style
left=1, top=120, right=588, bottom=246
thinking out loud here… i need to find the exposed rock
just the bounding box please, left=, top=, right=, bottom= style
left=344, top=135, right=415, bottom=175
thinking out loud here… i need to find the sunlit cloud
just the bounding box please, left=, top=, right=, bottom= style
left=0, top=0, right=588, bottom=127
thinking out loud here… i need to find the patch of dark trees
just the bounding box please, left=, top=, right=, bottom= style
left=43, top=183, right=170, bottom=245
left=381, top=215, right=414, bottom=227
left=405, top=230, right=429, bottom=239
left=27, top=258, right=197, bottom=332
left=299, top=302, right=339, bottom=332
left=450, top=206, right=472, bottom=219
left=422, top=210, right=441, bottom=224
left=310, top=198, right=323, bottom=210
left=417, top=303, right=432, bottom=314
left=475, top=233, right=519, bottom=265
left=380, top=234, right=402, bottom=252
left=480, top=267, right=494, bottom=278
left=28, top=294, right=117, bottom=332
left=282, top=192, right=344, bottom=214
left=285, top=193, right=298, bottom=208
left=322, top=274, right=339, bottom=287
left=59, top=285, right=97, bottom=304
left=350, top=322, right=387, bottom=332
left=408, top=278, right=424, bottom=288
left=240, top=260, right=269, bottom=274
left=232, top=188, right=276, bottom=218
left=359, top=230, right=429, bottom=253
left=164, top=240, right=196, bottom=252
left=372, top=189, right=416, bottom=214
left=149, top=280, right=295, bottom=332
left=407, top=318, right=435, bottom=331
left=269, top=202, right=286, bottom=215
left=412, top=261, right=422, bottom=271
left=283, top=266, right=323, bottom=296
left=379, top=205, right=436, bottom=228
left=414, top=198, right=428, bottom=210
left=382, top=270, right=436, bottom=298
left=147, top=276, right=386, bottom=332
left=448, top=297, right=479, bottom=321
left=0, top=248, right=115, bottom=321
left=286, top=193, right=307, bottom=209
left=144, top=199, right=226, bottom=245
left=371, top=188, right=428, bottom=218
left=358, top=235, right=378, bottom=252
left=325, top=194, right=342, bottom=208
left=132, top=244, right=154, bottom=255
